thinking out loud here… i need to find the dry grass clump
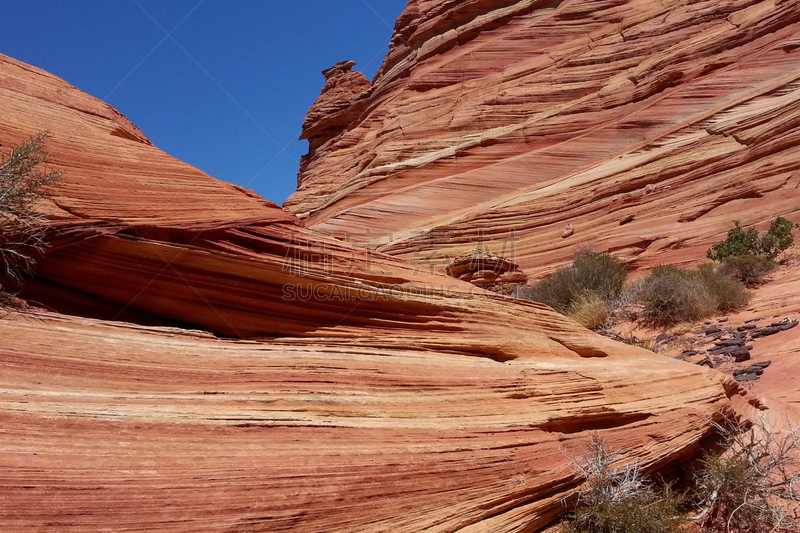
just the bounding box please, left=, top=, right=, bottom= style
left=569, top=293, right=610, bottom=330
left=636, top=264, right=750, bottom=327
left=619, top=333, right=655, bottom=351
left=516, top=251, right=626, bottom=329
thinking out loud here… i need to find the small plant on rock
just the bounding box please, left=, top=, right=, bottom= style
left=691, top=415, right=800, bottom=532
left=0, top=132, right=62, bottom=292
left=565, top=434, right=683, bottom=533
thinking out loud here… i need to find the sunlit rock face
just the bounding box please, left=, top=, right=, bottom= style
left=286, top=0, right=800, bottom=278
left=0, top=309, right=743, bottom=532
left=0, top=4, right=774, bottom=530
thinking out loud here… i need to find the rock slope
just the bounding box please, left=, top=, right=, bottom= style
left=0, top=49, right=748, bottom=532
left=1, top=311, right=739, bottom=533
left=286, top=0, right=800, bottom=277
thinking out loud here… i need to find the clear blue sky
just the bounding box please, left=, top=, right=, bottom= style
left=0, top=1, right=408, bottom=205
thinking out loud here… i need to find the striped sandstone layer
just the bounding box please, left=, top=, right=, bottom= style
left=287, top=0, right=800, bottom=277
left=0, top=48, right=747, bottom=531
left=0, top=310, right=741, bottom=532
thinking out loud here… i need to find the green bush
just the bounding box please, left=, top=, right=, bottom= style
left=707, top=217, right=798, bottom=262
left=569, top=251, right=628, bottom=302
left=517, top=267, right=577, bottom=315
left=707, top=221, right=760, bottom=261
left=566, top=435, right=683, bottom=533
left=518, top=251, right=626, bottom=320
left=718, top=254, right=776, bottom=286
left=0, top=132, right=62, bottom=288
left=759, top=216, right=798, bottom=261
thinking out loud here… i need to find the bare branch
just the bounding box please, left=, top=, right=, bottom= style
left=694, top=412, right=800, bottom=532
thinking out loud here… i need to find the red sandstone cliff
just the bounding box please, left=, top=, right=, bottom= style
left=1, top=0, right=794, bottom=529
left=287, top=0, right=800, bottom=278
left=0, top=51, right=741, bottom=531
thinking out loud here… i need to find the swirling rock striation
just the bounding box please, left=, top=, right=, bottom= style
left=0, top=310, right=741, bottom=532
left=0, top=22, right=757, bottom=533
left=446, top=249, right=528, bottom=293
left=286, top=0, right=800, bottom=278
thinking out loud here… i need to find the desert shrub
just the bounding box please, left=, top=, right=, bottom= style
left=718, top=254, right=777, bottom=286
left=760, top=217, right=798, bottom=261
left=565, top=435, right=683, bottom=533
left=569, top=293, right=609, bottom=330
left=564, top=419, right=800, bottom=533
left=691, top=416, right=800, bottom=532
left=696, top=263, right=752, bottom=311
left=568, top=251, right=628, bottom=301
left=605, top=280, right=644, bottom=323
left=707, top=221, right=761, bottom=261
left=0, top=132, right=62, bottom=289
left=636, top=264, right=750, bottom=326
left=518, top=251, right=626, bottom=321
left=636, top=265, right=716, bottom=327
left=517, top=266, right=579, bottom=315
left=708, top=217, right=798, bottom=262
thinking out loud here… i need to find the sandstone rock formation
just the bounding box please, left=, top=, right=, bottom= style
left=0, top=49, right=750, bottom=532
left=285, top=0, right=800, bottom=279
left=0, top=309, right=740, bottom=532
left=446, top=249, right=527, bottom=293
left=702, top=260, right=800, bottom=427
left=299, top=60, right=372, bottom=185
